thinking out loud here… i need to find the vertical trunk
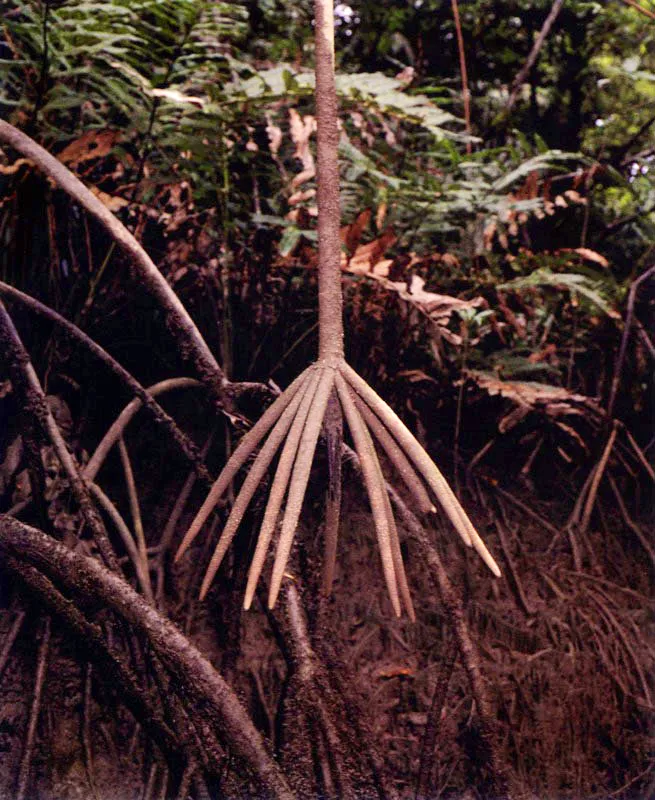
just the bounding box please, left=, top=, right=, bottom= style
left=314, top=0, right=344, bottom=360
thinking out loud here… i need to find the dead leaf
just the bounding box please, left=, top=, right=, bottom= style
left=90, top=187, right=129, bottom=212
left=343, top=229, right=397, bottom=273
left=266, top=113, right=283, bottom=154
left=289, top=108, right=316, bottom=189
left=342, top=209, right=371, bottom=253
left=560, top=247, right=610, bottom=269
left=58, top=130, right=120, bottom=168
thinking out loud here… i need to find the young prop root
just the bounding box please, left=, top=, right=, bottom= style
left=176, top=358, right=501, bottom=618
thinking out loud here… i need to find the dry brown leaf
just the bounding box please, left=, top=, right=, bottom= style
left=342, top=209, right=371, bottom=253
left=58, top=130, right=120, bottom=168
left=465, top=371, right=602, bottom=436
left=90, top=187, right=128, bottom=212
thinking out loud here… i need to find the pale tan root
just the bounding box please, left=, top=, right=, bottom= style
left=197, top=371, right=317, bottom=599
left=176, top=370, right=312, bottom=563
left=354, top=394, right=434, bottom=515
left=351, top=387, right=415, bottom=620
left=334, top=373, right=401, bottom=617
left=242, top=369, right=324, bottom=609
left=268, top=368, right=335, bottom=608
left=340, top=362, right=501, bottom=577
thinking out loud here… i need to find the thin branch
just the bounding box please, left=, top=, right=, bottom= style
left=580, top=422, right=618, bottom=533
left=155, top=432, right=215, bottom=604
left=620, top=0, right=655, bottom=21
left=607, top=264, right=655, bottom=417
left=88, top=481, right=154, bottom=602
left=85, top=378, right=203, bottom=482
left=0, top=120, right=227, bottom=404
left=506, top=0, right=566, bottom=112
left=118, top=436, right=151, bottom=596
left=0, top=610, right=25, bottom=681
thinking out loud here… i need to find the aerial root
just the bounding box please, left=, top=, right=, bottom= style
left=353, top=393, right=434, bottom=515
left=196, top=370, right=317, bottom=599
left=243, top=369, right=323, bottom=609
left=268, top=367, right=335, bottom=608
left=340, top=378, right=415, bottom=619
left=177, top=360, right=500, bottom=615
left=339, top=361, right=501, bottom=578
left=334, top=372, right=401, bottom=616
left=176, top=369, right=312, bottom=562
left=321, top=389, right=343, bottom=596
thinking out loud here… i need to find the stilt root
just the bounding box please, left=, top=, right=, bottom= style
left=175, top=360, right=501, bottom=616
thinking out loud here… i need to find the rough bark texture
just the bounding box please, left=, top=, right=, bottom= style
left=314, top=0, right=344, bottom=360
left=0, top=515, right=296, bottom=800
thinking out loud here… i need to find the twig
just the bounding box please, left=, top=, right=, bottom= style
left=450, top=0, right=472, bottom=152
left=607, top=264, right=655, bottom=417
left=0, top=120, right=228, bottom=406
left=620, top=0, right=655, bottom=21
left=0, top=300, right=119, bottom=570
left=493, top=513, right=534, bottom=616
left=16, top=616, right=51, bottom=800
left=88, top=482, right=153, bottom=601
left=489, top=484, right=562, bottom=541
left=155, top=432, right=215, bottom=604
left=0, top=609, right=25, bottom=681
left=607, top=474, right=655, bottom=564
left=580, top=422, right=618, bottom=533
left=506, top=0, right=566, bottom=112
left=622, top=425, right=655, bottom=484
left=118, top=436, right=152, bottom=598
left=84, top=378, right=203, bottom=482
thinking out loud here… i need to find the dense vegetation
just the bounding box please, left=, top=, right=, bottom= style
left=0, top=1, right=653, bottom=798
